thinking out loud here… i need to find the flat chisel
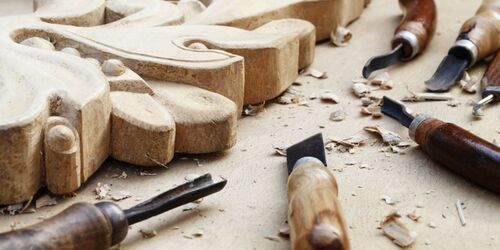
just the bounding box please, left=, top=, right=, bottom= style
left=473, top=50, right=500, bottom=116
left=363, top=0, right=437, bottom=78
left=426, top=0, right=500, bottom=92
left=286, top=134, right=349, bottom=250
left=0, top=174, right=226, bottom=250
left=381, top=96, right=500, bottom=194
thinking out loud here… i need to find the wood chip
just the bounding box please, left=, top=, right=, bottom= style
left=140, top=172, right=157, bottom=176
left=320, top=92, right=340, bottom=103
left=352, top=83, right=370, bottom=97
left=191, top=229, right=204, bottom=238
left=381, top=195, right=396, bottom=205
left=459, top=71, right=478, bottom=93
left=139, top=229, right=157, bottom=238
left=273, top=146, right=287, bottom=156
left=111, top=191, right=132, bottom=201
left=380, top=212, right=417, bottom=247
left=428, top=222, right=437, bottom=228
left=402, top=91, right=453, bottom=102
left=456, top=200, right=466, bottom=226
left=35, top=195, right=57, bottom=209
left=360, top=105, right=381, bottom=118
left=95, top=183, right=111, bottom=200
left=276, top=87, right=303, bottom=104
left=182, top=202, right=199, bottom=211
left=243, top=102, right=266, bottom=116
left=363, top=126, right=403, bottom=145
left=330, top=110, right=347, bottom=121
left=303, top=68, right=328, bottom=79
left=264, top=235, right=281, bottom=242
left=279, top=224, right=290, bottom=237
left=184, top=174, right=201, bottom=182
left=407, top=211, right=421, bottom=222
left=331, top=26, right=352, bottom=47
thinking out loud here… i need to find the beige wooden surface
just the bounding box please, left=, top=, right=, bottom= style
left=0, top=0, right=499, bottom=249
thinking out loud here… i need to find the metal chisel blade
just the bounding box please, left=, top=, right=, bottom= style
left=381, top=96, right=415, bottom=128
left=425, top=54, right=468, bottom=92
left=286, top=133, right=326, bottom=174
left=363, top=44, right=404, bottom=78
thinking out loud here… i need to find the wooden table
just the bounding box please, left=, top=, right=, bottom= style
left=0, top=0, right=499, bottom=249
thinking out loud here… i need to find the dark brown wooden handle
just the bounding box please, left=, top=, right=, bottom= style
left=483, top=50, right=500, bottom=99
left=0, top=202, right=128, bottom=250
left=415, top=118, right=500, bottom=194
left=458, top=0, right=500, bottom=62
left=287, top=158, right=350, bottom=250
left=392, top=0, right=437, bottom=59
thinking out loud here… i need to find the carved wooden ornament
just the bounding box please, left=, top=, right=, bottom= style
left=0, top=0, right=365, bottom=205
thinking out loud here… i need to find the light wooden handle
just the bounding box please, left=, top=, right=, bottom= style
left=0, top=202, right=128, bottom=250
left=458, top=0, right=500, bottom=62
left=415, top=118, right=500, bottom=194
left=287, top=158, right=350, bottom=250
left=393, top=0, right=437, bottom=59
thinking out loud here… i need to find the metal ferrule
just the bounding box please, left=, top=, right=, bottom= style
left=409, top=114, right=432, bottom=141
left=452, top=39, right=478, bottom=66
left=393, top=31, right=420, bottom=59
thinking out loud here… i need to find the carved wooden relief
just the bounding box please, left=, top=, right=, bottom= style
left=0, top=0, right=365, bottom=205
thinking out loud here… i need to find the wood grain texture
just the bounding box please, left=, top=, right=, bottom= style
left=459, top=0, right=500, bottom=61
left=415, top=118, right=500, bottom=194
left=482, top=50, right=500, bottom=98
left=288, top=160, right=349, bottom=250
left=393, top=0, right=437, bottom=58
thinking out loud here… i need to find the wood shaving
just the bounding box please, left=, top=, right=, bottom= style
left=363, top=126, right=403, bottom=145
left=320, top=92, right=340, bottom=103
left=380, top=212, right=417, bottom=247
left=402, top=91, right=453, bottom=102
left=303, top=68, right=328, bottom=79
left=264, top=235, right=281, bottom=242
left=407, top=211, right=421, bottom=222
left=111, top=171, right=128, bottom=179
left=361, top=97, right=374, bottom=106
left=360, top=105, right=382, bottom=118
left=330, top=110, right=347, bottom=121
left=447, top=100, right=461, bottom=107
left=279, top=224, right=290, bottom=237
left=35, top=195, right=57, bottom=209
left=140, top=172, right=157, bottom=176
left=276, top=87, right=303, bottom=104
left=428, top=222, right=437, bottom=228
left=139, top=229, right=157, bottom=238
left=327, top=133, right=367, bottom=153
left=459, top=71, right=478, bottom=93
left=95, top=183, right=111, bottom=200
left=331, top=26, right=352, bottom=47
left=273, top=146, right=287, bottom=156
left=352, top=83, right=370, bottom=97
left=184, top=174, right=201, bottom=182
left=381, top=195, right=396, bottom=205
left=111, top=191, right=132, bottom=201
left=182, top=202, right=199, bottom=211
left=456, top=200, right=466, bottom=226
left=370, top=72, right=393, bottom=89
left=191, top=229, right=205, bottom=238
left=352, top=78, right=369, bottom=84
left=243, top=102, right=266, bottom=116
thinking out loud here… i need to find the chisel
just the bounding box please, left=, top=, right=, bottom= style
left=381, top=96, right=500, bottom=193
left=362, top=0, right=437, bottom=78
left=286, top=134, right=350, bottom=250
left=425, top=0, right=500, bottom=92
left=0, top=174, right=226, bottom=250
left=473, top=50, right=500, bottom=116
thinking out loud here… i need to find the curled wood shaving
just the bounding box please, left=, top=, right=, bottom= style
left=459, top=71, right=478, bottom=93
left=331, top=26, right=352, bottom=47
left=402, top=89, right=453, bottom=102
left=95, top=183, right=111, bottom=200
left=330, top=110, right=347, bottom=121
left=381, top=212, right=417, bottom=247
left=352, top=83, right=370, bottom=97
left=363, top=126, right=402, bottom=145
left=381, top=195, right=397, bottom=205
left=360, top=105, right=382, bottom=118
left=243, top=102, right=266, bottom=116
left=303, top=68, right=328, bottom=79
left=320, top=92, right=340, bottom=103
left=276, top=87, right=303, bottom=104
left=327, top=133, right=367, bottom=153
left=370, top=72, right=394, bottom=89
left=273, top=146, right=287, bottom=156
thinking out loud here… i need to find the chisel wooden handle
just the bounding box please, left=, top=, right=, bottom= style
left=392, top=0, right=437, bottom=59
left=457, top=0, right=500, bottom=63
left=482, top=50, right=500, bottom=99
left=0, top=202, right=128, bottom=250
left=413, top=118, right=500, bottom=193
left=287, top=158, right=349, bottom=250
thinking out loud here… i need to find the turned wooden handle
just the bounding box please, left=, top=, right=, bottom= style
left=392, top=0, right=437, bottom=59
left=458, top=0, right=500, bottom=62
left=414, top=118, right=500, bottom=194
left=0, top=202, right=128, bottom=250
left=483, top=50, right=500, bottom=98
left=287, top=158, right=350, bottom=250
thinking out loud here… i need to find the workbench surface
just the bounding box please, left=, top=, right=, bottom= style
left=0, top=0, right=499, bottom=249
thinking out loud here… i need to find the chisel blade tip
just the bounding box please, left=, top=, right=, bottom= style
left=286, top=134, right=326, bottom=174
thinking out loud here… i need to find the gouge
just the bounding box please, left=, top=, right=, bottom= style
left=381, top=96, right=500, bottom=194
left=363, top=0, right=437, bottom=78
left=0, top=174, right=226, bottom=250
left=286, top=134, right=350, bottom=250
left=426, top=0, right=500, bottom=92
left=473, top=50, right=500, bottom=116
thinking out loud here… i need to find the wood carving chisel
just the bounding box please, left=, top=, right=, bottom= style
left=473, top=50, right=500, bottom=116
left=362, top=0, right=437, bottom=78
left=381, top=96, right=500, bottom=193
left=425, top=0, right=500, bottom=92
left=286, top=134, right=350, bottom=250
left=0, top=174, right=226, bottom=250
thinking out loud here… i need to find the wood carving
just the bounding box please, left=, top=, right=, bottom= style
left=0, top=0, right=366, bottom=205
